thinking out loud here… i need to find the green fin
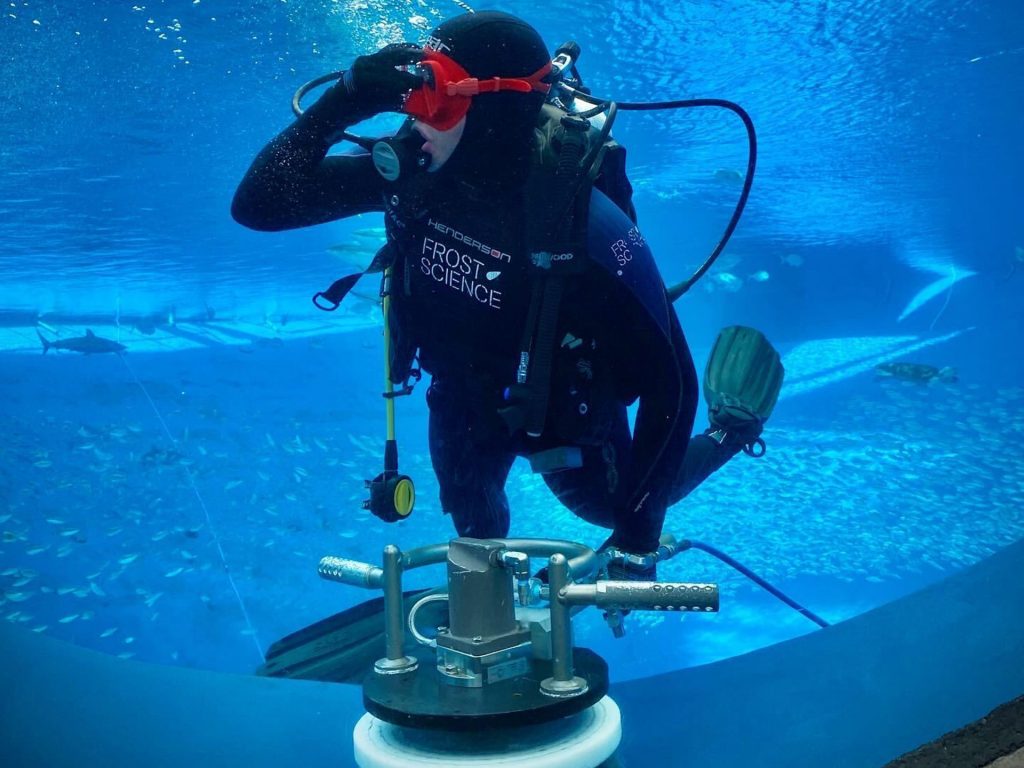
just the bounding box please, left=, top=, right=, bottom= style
left=703, top=326, right=784, bottom=436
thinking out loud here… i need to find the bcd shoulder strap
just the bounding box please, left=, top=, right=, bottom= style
left=499, top=107, right=610, bottom=438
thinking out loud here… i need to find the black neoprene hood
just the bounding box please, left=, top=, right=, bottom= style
left=428, top=10, right=550, bottom=79
left=426, top=11, right=550, bottom=190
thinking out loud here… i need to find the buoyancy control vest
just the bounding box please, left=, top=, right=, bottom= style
left=315, top=103, right=650, bottom=448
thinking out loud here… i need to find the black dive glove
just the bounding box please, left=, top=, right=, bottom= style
left=342, top=43, right=425, bottom=115
left=303, top=43, right=424, bottom=142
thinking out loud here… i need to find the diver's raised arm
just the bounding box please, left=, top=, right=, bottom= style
left=231, top=44, right=424, bottom=231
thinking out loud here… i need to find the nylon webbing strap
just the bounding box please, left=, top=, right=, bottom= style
left=523, top=275, right=565, bottom=436
left=506, top=117, right=590, bottom=438
left=313, top=272, right=362, bottom=311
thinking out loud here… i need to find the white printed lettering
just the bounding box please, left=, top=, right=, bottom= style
left=611, top=239, right=633, bottom=267
left=426, top=218, right=512, bottom=263
left=420, top=240, right=502, bottom=309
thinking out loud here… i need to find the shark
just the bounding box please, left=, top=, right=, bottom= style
left=37, top=329, right=126, bottom=355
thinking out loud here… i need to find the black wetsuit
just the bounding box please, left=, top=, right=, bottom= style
left=233, top=95, right=738, bottom=554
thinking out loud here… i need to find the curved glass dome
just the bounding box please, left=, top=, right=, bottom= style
left=1, top=0, right=1022, bottom=698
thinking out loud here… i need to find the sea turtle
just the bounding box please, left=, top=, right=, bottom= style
left=875, top=362, right=958, bottom=383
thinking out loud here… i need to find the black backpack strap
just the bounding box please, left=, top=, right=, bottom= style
left=500, top=115, right=593, bottom=438
left=312, top=272, right=363, bottom=311
left=594, top=141, right=637, bottom=224
left=312, top=244, right=396, bottom=311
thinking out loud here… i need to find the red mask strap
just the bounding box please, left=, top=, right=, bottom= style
left=445, top=62, right=553, bottom=97
left=404, top=51, right=553, bottom=130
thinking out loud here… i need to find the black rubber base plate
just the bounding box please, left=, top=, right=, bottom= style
left=363, top=647, right=609, bottom=731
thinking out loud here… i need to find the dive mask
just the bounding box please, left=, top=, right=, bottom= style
left=403, top=49, right=552, bottom=130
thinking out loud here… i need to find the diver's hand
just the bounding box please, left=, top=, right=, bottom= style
left=342, top=43, right=425, bottom=115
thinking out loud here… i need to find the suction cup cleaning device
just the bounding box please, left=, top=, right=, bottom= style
left=263, top=532, right=827, bottom=763
left=315, top=535, right=719, bottom=767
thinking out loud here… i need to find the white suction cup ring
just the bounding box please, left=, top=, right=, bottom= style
left=353, top=696, right=622, bottom=768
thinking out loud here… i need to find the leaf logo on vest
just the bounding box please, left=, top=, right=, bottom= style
left=611, top=239, right=633, bottom=267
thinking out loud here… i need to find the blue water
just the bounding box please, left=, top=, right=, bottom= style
left=1, top=0, right=1023, bottom=720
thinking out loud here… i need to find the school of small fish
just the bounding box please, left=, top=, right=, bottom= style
left=1, top=338, right=1022, bottom=675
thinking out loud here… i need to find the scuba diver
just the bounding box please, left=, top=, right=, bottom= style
left=232, top=11, right=784, bottom=581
